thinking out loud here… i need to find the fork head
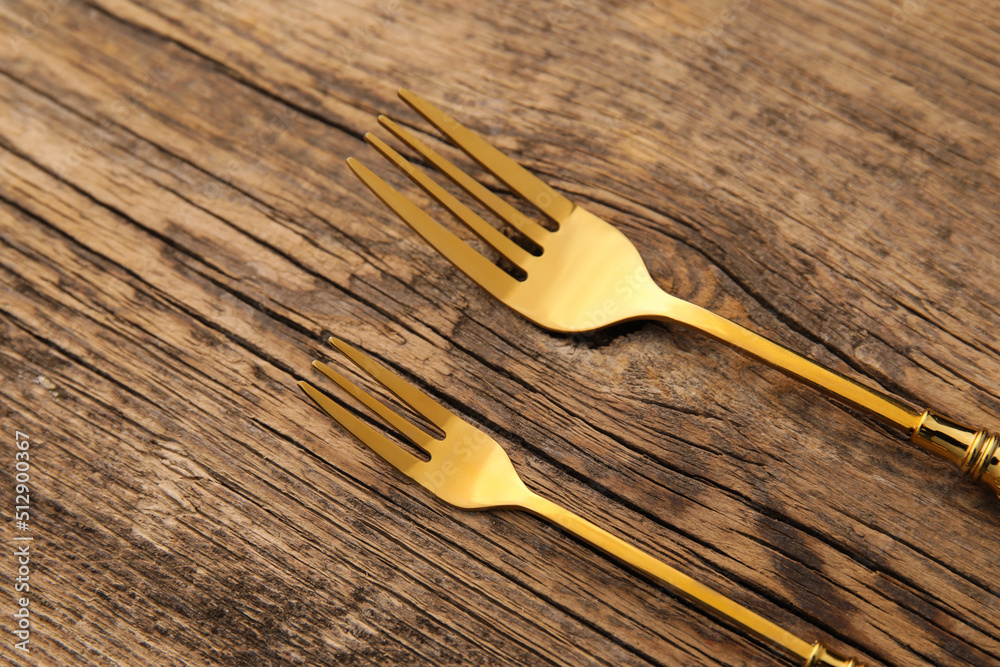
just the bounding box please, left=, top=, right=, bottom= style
left=348, top=89, right=672, bottom=334
left=298, top=336, right=531, bottom=509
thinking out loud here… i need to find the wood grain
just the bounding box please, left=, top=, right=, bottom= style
left=1, top=0, right=998, bottom=665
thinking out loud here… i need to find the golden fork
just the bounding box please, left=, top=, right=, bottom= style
left=298, top=336, right=867, bottom=667
left=347, top=88, right=999, bottom=498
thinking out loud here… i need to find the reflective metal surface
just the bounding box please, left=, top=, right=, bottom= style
left=349, top=88, right=998, bottom=498
left=299, top=336, right=868, bottom=667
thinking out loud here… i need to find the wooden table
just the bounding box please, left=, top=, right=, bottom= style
left=2, top=1, right=999, bottom=665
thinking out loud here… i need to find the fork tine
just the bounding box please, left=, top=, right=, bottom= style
left=311, top=360, right=440, bottom=452
left=364, top=132, right=535, bottom=268
left=327, top=335, right=455, bottom=431
left=398, top=88, right=576, bottom=225
left=298, top=380, right=426, bottom=474
left=376, top=115, right=550, bottom=246
left=347, top=157, right=520, bottom=299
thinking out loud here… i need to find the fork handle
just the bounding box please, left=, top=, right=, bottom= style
left=520, top=492, right=868, bottom=666
left=657, top=298, right=1000, bottom=497
left=910, top=411, right=1000, bottom=494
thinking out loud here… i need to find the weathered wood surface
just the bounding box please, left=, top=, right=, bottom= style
left=1, top=0, right=999, bottom=665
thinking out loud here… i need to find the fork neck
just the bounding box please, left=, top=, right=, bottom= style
left=647, top=293, right=1000, bottom=496
left=647, top=293, right=920, bottom=431
left=520, top=492, right=866, bottom=666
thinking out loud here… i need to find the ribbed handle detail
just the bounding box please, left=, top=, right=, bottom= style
left=911, top=411, right=1000, bottom=496
left=805, top=642, right=867, bottom=667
